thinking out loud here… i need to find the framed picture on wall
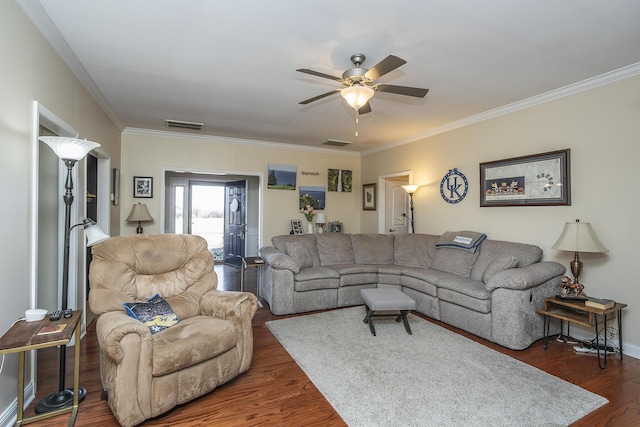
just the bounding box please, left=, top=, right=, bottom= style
left=480, top=149, right=570, bottom=207
left=362, top=183, right=376, bottom=211
left=133, top=176, right=153, bottom=198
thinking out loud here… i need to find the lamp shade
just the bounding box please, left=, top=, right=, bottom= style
left=126, top=203, right=153, bottom=222
left=341, top=85, right=374, bottom=110
left=83, top=219, right=110, bottom=247
left=401, top=184, right=420, bottom=194
left=39, top=136, right=100, bottom=161
left=315, top=213, right=326, bottom=224
left=552, top=221, right=608, bottom=253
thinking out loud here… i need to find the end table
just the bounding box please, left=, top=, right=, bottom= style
left=537, top=298, right=626, bottom=369
left=0, top=310, right=82, bottom=426
left=241, top=256, right=264, bottom=301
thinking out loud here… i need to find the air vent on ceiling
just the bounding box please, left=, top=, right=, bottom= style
left=165, top=119, right=204, bottom=131
left=323, top=139, right=353, bottom=147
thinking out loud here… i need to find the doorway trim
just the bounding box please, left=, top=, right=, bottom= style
left=377, top=170, right=412, bottom=234
left=160, top=167, right=264, bottom=252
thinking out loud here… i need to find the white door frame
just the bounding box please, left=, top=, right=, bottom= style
left=377, top=170, right=413, bottom=234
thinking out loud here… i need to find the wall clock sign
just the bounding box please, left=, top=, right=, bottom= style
left=440, top=168, right=469, bottom=204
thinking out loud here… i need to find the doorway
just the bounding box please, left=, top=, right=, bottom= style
left=165, top=172, right=260, bottom=263
left=377, top=171, right=412, bottom=234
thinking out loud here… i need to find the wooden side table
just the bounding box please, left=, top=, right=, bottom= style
left=537, top=298, right=626, bottom=369
left=241, top=256, right=264, bottom=300
left=0, top=310, right=82, bottom=426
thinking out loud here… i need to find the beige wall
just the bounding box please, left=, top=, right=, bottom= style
left=0, top=1, right=121, bottom=420
left=362, top=75, right=640, bottom=356
left=120, top=131, right=361, bottom=245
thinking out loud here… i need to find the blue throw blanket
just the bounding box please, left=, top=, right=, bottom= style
left=435, top=231, right=487, bottom=253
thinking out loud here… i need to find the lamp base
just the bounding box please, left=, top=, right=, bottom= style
left=35, top=387, right=86, bottom=413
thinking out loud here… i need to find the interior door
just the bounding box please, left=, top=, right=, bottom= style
left=225, top=180, right=247, bottom=267
left=385, top=178, right=409, bottom=234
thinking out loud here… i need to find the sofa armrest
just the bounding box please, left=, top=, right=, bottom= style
left=95, top=311, right=153, bottom=364
left=485, top=262, right=566, bottom=291
left=200, top=290, right=258, bottom=372
left=259, top=246, right=300, bottom=274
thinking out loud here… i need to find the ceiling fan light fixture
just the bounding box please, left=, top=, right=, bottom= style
left=341, top=85, right=374, bottom=110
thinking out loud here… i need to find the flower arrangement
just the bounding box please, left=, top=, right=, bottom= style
left=300, top=204, right=315, bottom=222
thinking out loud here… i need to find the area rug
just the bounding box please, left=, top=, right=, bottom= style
left=266, top=307, right=607, bottom=427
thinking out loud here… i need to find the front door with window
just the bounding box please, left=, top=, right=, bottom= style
left=224, top=180, right=247, bottom=267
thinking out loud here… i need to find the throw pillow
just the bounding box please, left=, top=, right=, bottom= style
left=482, top=255, right=519, bottom=283
left=285, top=242, right=314, bottom=269
left=123, top=294, right=179, bottom=334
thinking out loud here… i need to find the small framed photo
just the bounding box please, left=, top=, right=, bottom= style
left=133, top=176, right=153, bottom=198
left=291, top=219, right=304, bottom=235
left=362, top=183, right=377, bottom=211
left=328, top=221, right=343, bottom=233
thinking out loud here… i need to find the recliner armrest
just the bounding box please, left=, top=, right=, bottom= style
left=95, top=311, right=152, bottom=364
left=200, top=290, right=258, bottom=322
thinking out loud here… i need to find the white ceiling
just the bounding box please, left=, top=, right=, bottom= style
left=19, top=0, right=640, bottom=153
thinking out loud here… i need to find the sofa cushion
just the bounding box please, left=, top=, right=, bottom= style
left=316, top=234, right=355, bottom=266
left=482, top=255, right=519, bottom=283
left=431, top=247, right=479, bottom=278
left=351, top=234, right=394, bottom=264
left=470, top=240, right=543, bottom=282
left=285, top=242, right=313, bottom=269
left=152, top=316, right=236, bottom=376
left=293, top=267, right=340, bottom=292
left=393, top=234, right=431, bottom=268
left=271, top=234, right=321, bottom=267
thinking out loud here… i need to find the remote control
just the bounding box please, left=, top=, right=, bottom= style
left=50, top=310, right=63, bottom=321
left=64, top=309, right=73, bottom=318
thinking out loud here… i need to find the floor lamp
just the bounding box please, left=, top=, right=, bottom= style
left=36, top=137, right=110, bottom=413
left=401, top=185, right=420, bottom=233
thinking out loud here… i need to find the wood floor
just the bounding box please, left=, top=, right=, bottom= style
left=27, top=265, right=640, bottom=426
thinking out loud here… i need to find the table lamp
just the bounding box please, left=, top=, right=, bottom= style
left=315, top=213, right=326, bottom=233
left=126, top=203, right=154, bottom=233
left=552, top=219, right=608, bottom=296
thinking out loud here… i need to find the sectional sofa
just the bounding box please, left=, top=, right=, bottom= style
left=258, top=232, right=565, bottom=350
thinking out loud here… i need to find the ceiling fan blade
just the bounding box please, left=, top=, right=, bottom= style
left=299, top=89, right=341, bottom=105
left=296, top=68, right=342, bottom=82
left=358, top=102, right=372, bottom=114
left=376, top=84, right=429, bottom=98
left=364, top=55, right=407, bottom=80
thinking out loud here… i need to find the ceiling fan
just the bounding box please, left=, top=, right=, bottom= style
left=297, top=53, right=429, bottom=115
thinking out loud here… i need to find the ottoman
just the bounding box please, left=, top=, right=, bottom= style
left=360, top=288, right=416, bottom=336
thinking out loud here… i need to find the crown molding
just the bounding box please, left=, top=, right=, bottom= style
left=363, top=62, right=640, bottom=156
left=17, top=0, right=124, bottom=131
left=122, top=128, right=361, bottom=157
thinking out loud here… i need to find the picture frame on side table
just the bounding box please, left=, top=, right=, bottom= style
left=291, top=219, right=304, bottom=235
left=480, top=149, right=570, bottom=207
left=328, top=221, right=343, bottom=233
left=362, top=183, right=377, bottom=211
left=133, top=176, right=153, bottom=198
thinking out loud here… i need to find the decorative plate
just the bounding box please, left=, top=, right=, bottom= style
left=440, top=168, right=468, bottom=204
